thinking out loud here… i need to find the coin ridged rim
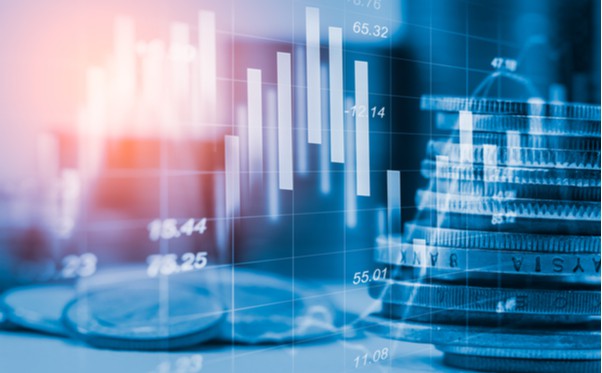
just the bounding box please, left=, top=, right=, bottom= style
left=360, top=313, right=601, bottom=349
left=401, top=224, right=601, bottom=253
left=417, top=190, right=601, bottom=221
left=428, top=141, right=601, bottom=170
left=442, top=353, right=601, bottom=373
left=368, top=279, right=601, bottom=315
left=445, top=131, right=601, bottom=151
left=435, top=112, right=601, bottom=137
left=432, top=179, right=600, bottom=201
left=373, top=241, right=601, bottom=276
left=420, top=95, right=601, bottom=120
left=437, top=345, right=601, bottom=360
left=421, top=160, right=601, bottom=187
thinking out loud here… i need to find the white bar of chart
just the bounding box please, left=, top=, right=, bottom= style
left=329, top=27, right=344, bottom=163
left=306, top=7, right=322, bottom=144
left=506, top=130, right=520, bottom=166
left=387, top=170, right=401, bottom=239
left=198, top=10, right=217, bottom=122
left=225, top=136, right=241, bottom=217
left=345, top=97, right=357, bottom=228
left=459, top=110, right=473, bottom=163
left=277, top=52, right=293, bottom=191
left=265, top=89, right=280, bottom=220
left=483, top=144, right=498, bottom=182
left=320, top=64, right=331, bottom=194
left=294, top=45, right=309, bottom=174
left=247, top=68, right=263, bottom=186
left=355, top=61, right=370, bottom=197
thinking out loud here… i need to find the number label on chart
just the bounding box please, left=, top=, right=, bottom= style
left=60, top=253, right=97, bottom=279
left=148, top=218, right=208, bottom=241
left=345, top=105, right=386, bottom=118
left=146, top=252, right=208, bottom=277
left=353, top=347, right=389, bottom=368
left=352, top=21, right=389, bottom=38
left=348, top=0, right=382, bottom=10
left=352, top=267, right=387, bottom=285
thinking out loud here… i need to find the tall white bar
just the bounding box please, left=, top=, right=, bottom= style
left=198, top=11, right=217, bottom=122
left=329, top=27, right=344, bottom=163
left=277, top=53, right=294, bottom=191
left=320, top=64, right=330, bottom=194
left=170, top=23, right=190, bottom=100
left=387, top=170, right=401, bottom=239
left=434, top=155, right=449, bottom=227
left=305, top=7, right=322, bottom=144
left=355, top=61, right=370, bottom=197
left=247, top=68, right=263, bottom=186
left=344, top=97, right=357, bottom=228
left=483, top=144, right=498, bottom=182
left=112, top=16, right=136, bottom=129
left=225, top=136, right=241, bottom=217
left=459, top=110, right=473, bottom=163
left=265, top=89, right=280, bottom=220
left=294, top=45, right=309, bottom=174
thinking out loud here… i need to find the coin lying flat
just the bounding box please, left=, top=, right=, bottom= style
left=62, top=279, right=224, bottom=350
left=400, top=224, right=601, bottom=253
left=442, top=353, right=601, bottom=373
left=435, top=112, right=601, bottom=137
left=360, top=313, right=601, bottom=349
left=445, top=131, right=601, bottom=151
left=427, top=141, right=601, bottom=170
left=421, top=159, right=601, bottom=187
left=416, top=190, right=601, bottom=221
left=374, top=241, right=601, bottom=277
left=380, top=302, right=600, bottom=327
left=421, top=95, right=601, bottom=120
left=438, top=345, right=601, bottom=360
left=175, top=267, right=339, bottom=344
left=0, top=284, right=74, bottom=336
left=368, top=279, right=601, bottom=316
left=432, top=179, right=601, bottom=201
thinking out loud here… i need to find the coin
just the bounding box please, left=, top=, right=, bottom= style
left=380, top=302, right=600, bottom=326
left=438, top=345, right=601, bottom=360
left=442, top=353, right=601, bottom=373
left=0, top=284, right=74, bottom=336
left=420, top=95, right=601, bottom=120
left=443, top=131, right=602, bottom=151
left=360, top=313, right=601, bottom=349
left=368, top=279, right=601, bottom=315
left=432, top=178, right=600, bottom=201
left=427, top=141, right=601, bottom=170
left=62, top=279, right=224, bottom=350
left=174, top=267, right=339, bottom=344
left=435, top=112, right=601, bottom=137
left=421, top=159, right=601, bottom=187
left=401, top=223, right=601, bottom=253
left=373, top=241, right=601, bottom=277
left=416, top=190, right=601, bottom=221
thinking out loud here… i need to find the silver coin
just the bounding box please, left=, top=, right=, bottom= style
left=360, top=313, right=601, bottom=349
left=428, top=141, right=601, bottom=170
left=374, top=240, right=601, bottom=277
left=421, top=159, right=601, bottom=187
left=62, top=279, right=224, bottom=350
left=174, top=267, right=339, bottom=344
left=438, top=345, right=601, bottom=360
left=380, top=302, right=600, bottom=326
left=444, top=128, right=602, bottom=151
left=432, top=178, right=601, bottom=201
left=442, top=353, right=601, bottom=373
left=416, top=189, right=601, bottom=221
left=420, top=95, right=601, bottom=120
left=0, top=284, right=74, bottom=336
left=401, top=224, right=601, bottom=253
left=435, top=112, right=601, bottom=137
left=368, top=279, right=601, bottom=315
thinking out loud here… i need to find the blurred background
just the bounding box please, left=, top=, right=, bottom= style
left=0, top=0, right=599, bottom=289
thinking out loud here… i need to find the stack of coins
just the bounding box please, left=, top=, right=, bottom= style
left=366, top=95, right=601, bottom=372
